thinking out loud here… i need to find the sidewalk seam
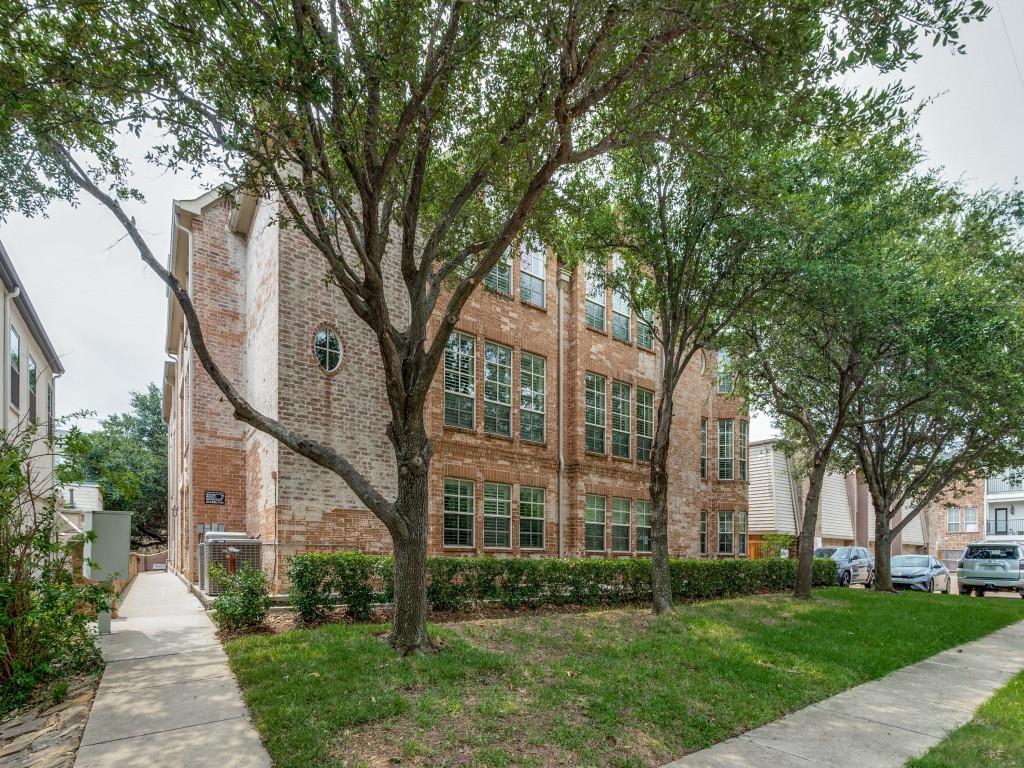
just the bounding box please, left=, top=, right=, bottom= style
left=81, top=715, right=246, bottom=748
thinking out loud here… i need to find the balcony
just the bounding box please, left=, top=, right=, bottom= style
left=986, top=517, right=1024, bottom=537
left=987, top=473, right=1024, bottom=495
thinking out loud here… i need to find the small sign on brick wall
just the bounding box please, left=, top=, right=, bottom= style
left=204, top=490, right=226, bottom=505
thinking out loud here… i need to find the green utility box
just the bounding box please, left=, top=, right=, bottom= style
left=83, top=509, right=133, bottom=582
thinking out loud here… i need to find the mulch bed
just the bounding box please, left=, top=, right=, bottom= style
left=0, top=673, right=99, bottom=768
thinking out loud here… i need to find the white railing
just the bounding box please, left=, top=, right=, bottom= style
left=987, top=473, right=1024, bottom=495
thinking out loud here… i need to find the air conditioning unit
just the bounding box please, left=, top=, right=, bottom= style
left=204, top=537, right=262, bottom=596
left=199, top=531, right=251, bottom=592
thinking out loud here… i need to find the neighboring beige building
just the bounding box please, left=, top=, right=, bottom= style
left=163, top=191, right=749, bottom=590
left=0, top=240, right=63, bottom=486
left=748, top=439, right=925, bottom=556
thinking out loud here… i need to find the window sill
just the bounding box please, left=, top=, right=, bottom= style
left=520, top=437, right=548, bottom=448
left=585, top=324, right=608, bottom=336
left=520, top=298, right=547, bottom=312
left=483, top=430, right=514, bottom=442
left=611, top=454, right=633, bottom=463
left=442, top=544, right=476, bottom=551
left=483, top=285, right=514, bottom=300
left=584, top=450, right=607, bottom=458
left=443, top=424, right=477, bottom=435
left=483, top=546, right=513, bottom=552
left=637, top=345, right=655, bottom=354
left=520, top=546, right=546, bottom=552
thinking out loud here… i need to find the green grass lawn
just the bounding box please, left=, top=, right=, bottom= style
left=224, top=589, right=1024, bottom=768
left=907, top=669, right=1024, bottom=768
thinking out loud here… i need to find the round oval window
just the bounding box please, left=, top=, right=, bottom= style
left=313, top=328, right=342, bottom=373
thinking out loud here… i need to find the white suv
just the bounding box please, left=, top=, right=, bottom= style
left=958, top=541, right=1024, bottom=597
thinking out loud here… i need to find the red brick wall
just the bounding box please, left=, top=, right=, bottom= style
left=168, top=196, right=749, bottom=589
left=922, top=478, right=986, bottom=559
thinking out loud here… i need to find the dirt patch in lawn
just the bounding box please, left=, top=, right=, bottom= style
left=333, top=688, right=584, bottom=768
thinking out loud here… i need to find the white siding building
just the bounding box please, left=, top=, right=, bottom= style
left=0, top=241, right=63, bottom=486
left=747, top=439, right=925, bottom=555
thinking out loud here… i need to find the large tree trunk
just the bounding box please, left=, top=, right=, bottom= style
left=873, top=511, right=896, bottom=592
left=649, top=391, right=675, bottom=615
left=794, top=459, right=827, bottom=598
left=387, top=421, right=435, bottom=655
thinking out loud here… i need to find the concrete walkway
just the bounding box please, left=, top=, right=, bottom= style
left=74, top=572, right=271, bottom=768
left=666, top=618, right=1024, bottom=767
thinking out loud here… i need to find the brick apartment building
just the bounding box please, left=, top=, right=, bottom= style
left=923, top=471, right=1024, bottom=568
left=162, top=191, right=748, bottom=590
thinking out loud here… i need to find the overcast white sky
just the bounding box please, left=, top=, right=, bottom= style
left=0, top=3, right=1022, bottom=433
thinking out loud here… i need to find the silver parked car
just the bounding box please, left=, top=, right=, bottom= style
left=891, top=555, right=950, bottom=593
left=958, top=542, right=1024, bottom=597
left=814, top=546, right=875, bottom=588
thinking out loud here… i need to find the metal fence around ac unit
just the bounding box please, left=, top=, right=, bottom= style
left=196, top=536, right=252, bottom=593
left=204, top=537, right=262, bottom=596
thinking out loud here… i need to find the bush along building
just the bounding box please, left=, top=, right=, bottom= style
left=162, top=192, right=748, bottom=591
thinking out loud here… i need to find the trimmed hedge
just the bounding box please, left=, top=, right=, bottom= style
left=288, top=553, right=838, bottom=623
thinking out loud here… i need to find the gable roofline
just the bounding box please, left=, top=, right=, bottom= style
left=163, top=187, right=257, bottom=358
left=0, top=240, right=64, bottom=375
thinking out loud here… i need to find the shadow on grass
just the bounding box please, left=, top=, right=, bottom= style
left=225, top=588, right=1024, bottom=768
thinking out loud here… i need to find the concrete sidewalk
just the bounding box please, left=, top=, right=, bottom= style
left=74, top=571, right=271, bottom=768
left=666, top=618, right=1024, bottom=767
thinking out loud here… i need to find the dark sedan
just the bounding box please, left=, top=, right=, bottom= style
left=891, top=555, right=951, bottom=593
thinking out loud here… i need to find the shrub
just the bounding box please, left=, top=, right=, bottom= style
left=1, top=424, right=109, bottom=717
left=210, top=563, right=271, bottom=630
left=288, top=552, right=838, bottom=621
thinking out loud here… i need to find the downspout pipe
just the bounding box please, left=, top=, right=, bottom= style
left=557, top=266, right=570, bottom=558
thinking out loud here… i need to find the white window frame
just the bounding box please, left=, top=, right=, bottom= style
left=947, top=506, right=961, bottom=533
left=964, top=506, right=978, bottom=533
left=636, top=388, right=653, bottom=463
left=443, top=478, right=475, bottom=547
left=717, top=350, right=733, bottom=394
left=444, top=332, right=475, bottom=428
left=611, top=380, right=631, bottom=459
left=520, top=352, right=546, bottom=443
left=584, top=373, right=606, bottom=454
left=585, top=264, right=606, bottom=331
left=637, top=310, right=654, bottom=350
left=718, top=419, right=734, bottom=480
left=519, top=486, right=545, bottom=550
left=636, top=500, right=652, bottom=553
left=9, top=326, right=19, bottom=409
left=27, top=355, right=37, bottom=423
left=738, top=421, right=748, bottom=481
left=700, top=418, right=708, bottom=479
left=718, top=511, right=734, bottom=555
left=483, top=482, right=512, bottom=548
left=738, top=511, right=748, bottom=556
left=519, top=240, right=546, bottom=307
left=483, top=341, right=512, bottom=436
left=313, top=327, right=343, bottom=373
left=700, top=510, right=708, bottom=555
left=584, top=494, right=606, bottom=552
left=611, top=253, right=630, bottom=342
left=483, top=248, right=513, bottom=296
left=611, top=497, right=631, bottom=553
